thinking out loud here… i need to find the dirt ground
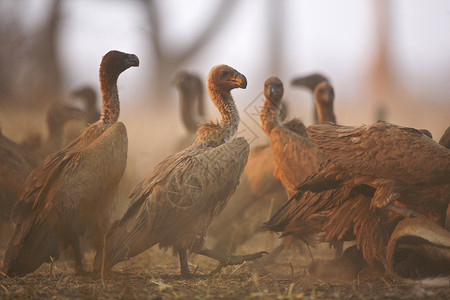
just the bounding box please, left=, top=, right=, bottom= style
left=1, top=109, right=449, bottom=299
left=1, top=235, right=449, bottom=300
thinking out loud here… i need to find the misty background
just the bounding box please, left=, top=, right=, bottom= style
left=0, top=0, right=449, bottom=184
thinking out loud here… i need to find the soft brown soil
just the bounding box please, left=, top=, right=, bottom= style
left=1, top=238, right=449, bottom=300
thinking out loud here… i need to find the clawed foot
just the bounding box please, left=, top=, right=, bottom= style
left=178, top=271, right=207, bottom=279
left=207, top=251, right=269, bottom=276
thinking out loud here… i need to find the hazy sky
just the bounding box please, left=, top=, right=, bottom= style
left=3, top=0, right=450, bottom=132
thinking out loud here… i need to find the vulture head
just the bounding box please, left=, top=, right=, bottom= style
left=314, top=81, right=334, bottom=107
left=174, top=71, right=199, bottom=102
left=207, top=64, right=247, bottom=93
left=264, top=76, right=284, bottom=106
left=291, top=73, right=329, bottom=90
left=71, top=86, right=97, bottom=107
left=100, top=50, right=140, bottom=85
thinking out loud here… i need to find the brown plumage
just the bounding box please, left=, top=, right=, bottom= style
left=261, top=76, right=333, bottom=197
left=291, top=73, right=332, bottom=123
left=2, top=50, right=139, bottom=276
left=208, top=143, right=287, bottom=252
left=439, top=126, right=450, bottom=149
left=0, top=127, right=39, bottom=238
left=302, top=121, right=450, bottom=222
left=95, top=65, right=265, bottom=277
left=71, top=86, right=101, bottom=124
left=267, top=121, right=449, bottom=269
left=208, top=99, right=291, bottom=252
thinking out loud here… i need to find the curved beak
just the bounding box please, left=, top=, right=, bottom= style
left=291, top=73, right=329, bottom=90
left=232, top=72, right=247, bottom=89
left=126, top=54, right=140, bottom=67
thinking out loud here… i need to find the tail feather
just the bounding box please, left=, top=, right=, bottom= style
left=94, top=215, right=156, bottom=273
left=3, top=220, right=61, bottom=277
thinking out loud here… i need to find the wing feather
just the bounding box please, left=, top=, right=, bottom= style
left=306, top=121, right=450, bottom=185
left=270, top=126, right=325, bottom=195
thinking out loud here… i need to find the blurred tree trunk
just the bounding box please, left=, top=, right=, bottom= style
left=369, top=0, right=391, bottom=121
left=0, top=0, right=63, bottom=108
left=267, top=0, right=284, bottom=77
left=141, top=0, right=239, bottom=109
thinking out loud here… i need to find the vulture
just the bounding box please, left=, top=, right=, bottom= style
left=210, top=75, right=335, bottom=252
left=260, top=76, right=336, bottom=197
left=174, top=70, right=206, bottom=134
left=23, top=102, right=85, bottom=160
left=208, top=105, right=291, bottom=252
left=267, top=121, right=449, bottom=275
left=0, top=125, right=39, bottom=241
left=173, top=71, right=206, bottom=149
left=71, top=86, right=101, bottom=125
left=301, top=121, right=450, bottom=224
left=2, top=50, right=139, bottom=276
left=95, top=64, right=266, bottom=278
left=291, top=73, right=331, bottom=123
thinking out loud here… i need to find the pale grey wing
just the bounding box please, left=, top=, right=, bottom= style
left=127, top=137, right=249, bottom=251
left=126, top=142, right=201, bottom=211
left=306, top=121, right=450, bottom=185
left=270, top=126, right=326, bottom=194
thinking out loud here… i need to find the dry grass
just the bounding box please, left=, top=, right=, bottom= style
left=1, top=106, right=449, bottom=299
left=1, top=240, right=450, bottom=299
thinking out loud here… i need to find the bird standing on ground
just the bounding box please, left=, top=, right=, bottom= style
left=261, top=76, right=336, bottom=197
left=95, top=64, right=266, bottom=277
left=2, top=50, right=139, bottom=276
left=291, top=73, right=332, bottom=123
left=267, top=121, right=449, bottom=274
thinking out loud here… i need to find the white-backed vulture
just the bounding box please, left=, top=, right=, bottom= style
left=2, top=50, right=139, bottom=276
left=174, top=71, right=206, bottom=149
left=261, top=76, right=336, bottom=198
left=301, top=121, right=450, bottom=223
left=95, top=65, right=266, bottom=278
left=267, top=121, right=449, bottom=275
left=291, top=73, right=332, bottom=123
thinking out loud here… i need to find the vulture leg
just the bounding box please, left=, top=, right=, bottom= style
left=66, top=232, right=85, bottom=275
left=334, top=241, right=344, bottom=258
left=178, top=248, right=193, bottom=278
left=386, top=204, right=422, bottom=218
left=197, top=248, right=268, bottom=275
